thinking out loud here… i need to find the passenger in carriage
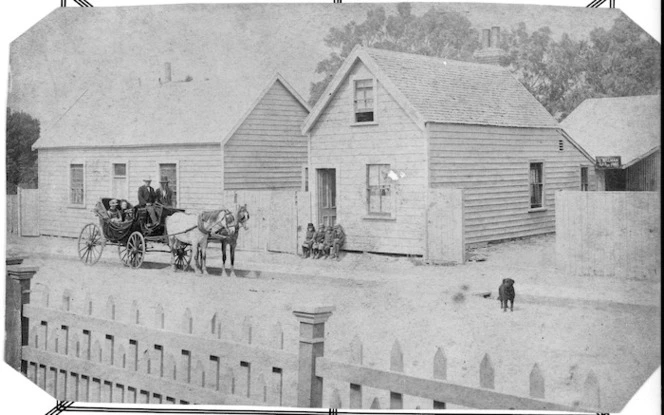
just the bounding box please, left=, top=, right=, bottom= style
left=331, top=223, right=346, bottom=260
left=120, top=200, right=133, bottom=222
left=107, top=199, right=122, bottom=223
left=155, top=177, right=173, bottom=207
left=301, top=223, right=316, bottom=258
left=321, top=225, right=335, bottom=259
left=312, top=224, right=326, bottom=259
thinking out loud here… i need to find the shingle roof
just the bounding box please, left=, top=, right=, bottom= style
left=561, top=95, right=661, bottom=166
left=33, top=74, right=307, bottom=149
left=364, top=48, right=559, bottom=128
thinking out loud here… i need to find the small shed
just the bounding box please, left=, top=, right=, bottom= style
left=562, top=95, right=661, bottom=192
left=32, top=69, right=310, bottom=238
left=302, top=46, right=595, bottom=259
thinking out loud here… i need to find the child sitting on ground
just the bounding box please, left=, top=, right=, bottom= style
left=302, top=223, right=316, bottom=258
left=331, top=223, right=346, bottom=260
left=312, top=224, right=326, bottom=259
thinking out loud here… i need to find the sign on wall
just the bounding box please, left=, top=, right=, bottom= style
left=596, top=156, right=622, bottom=168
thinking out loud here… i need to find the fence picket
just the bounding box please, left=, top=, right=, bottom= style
left=193, top=360, right=205, bottom=388
left=106, top=296, right=116, bottom=320
left=57, top=369, right=67, bottom=400
left=222, top=367, right=235, bottom=395
left=207, top=357, right=220, bottom=390
left=182, top=308, right=193, bottom=334
left=138, top=348, right=151, bottom=375
left=90, top=377, right=102, bottom=402
left=271, top=367, right=284, bottom=406
left=210, top=312, right=218, bottom=337
left=92, top=339, right=102, bottom=364
left=84, top=293, right=93, bottom=316
left=581, top=370, right=600, bottom=410
left=330, top=388, right=342, bottom=408
left=349, top=336, right=363, bottom=409
left=30, top=324, right=39, bottom=348
left=52, top=327, right=61, bottom=354
left=529, top=363, right=545, bottom=399
left=155, top=304, right=165, bottom=329
left=390, top=339, right=404, bottom=409
left=67, top=373, right=78, bottom=401
left=165, top=353, right=177, bottom=381
left=433, top=347, right=447, bottom=409
left=257, top=373, right=267, bottom=402
left=130, top=300, right=140, bottom=325
left=116, top=344, right=126, bottom=368
left=370, top=397, right=381, bottom=409
left=70, top=333, right=80, bottom=358
left=180, top=350, right=192, bottom=383
left=480, top=353, right=495, bottom=389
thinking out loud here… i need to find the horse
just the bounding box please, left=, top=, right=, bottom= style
left=219, top=204, right=250, bottom=277
left=165, top=209, right=235, bottom=274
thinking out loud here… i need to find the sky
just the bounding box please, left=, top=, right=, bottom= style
left=0, top=1, right=661, bottom=414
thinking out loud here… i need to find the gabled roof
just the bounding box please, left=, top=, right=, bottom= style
left=303, top=46, right=559, bottom=133
left=561, top=95, right=661, bottom=167
left=33, top=72, right=308, bottom=150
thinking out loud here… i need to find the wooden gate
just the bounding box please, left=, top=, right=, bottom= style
left=221, top=191, right=311, bottom=255
left=18, top=187, right=40, bottom=236
left=427, top=188, right=464, bottom=264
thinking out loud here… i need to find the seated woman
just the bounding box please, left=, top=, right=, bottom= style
left=120, top=200, right=133, bottom=222
left=301, top=223, right=316, bottom=258
left=107, top=199, right=122, bottom=223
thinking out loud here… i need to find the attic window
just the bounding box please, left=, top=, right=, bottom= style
left=558, top=139, right=564, bottom=151
left=354, top=79, right=374, bottom=123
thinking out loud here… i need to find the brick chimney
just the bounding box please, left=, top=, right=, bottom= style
left=474, top=26, right=506, bottom=65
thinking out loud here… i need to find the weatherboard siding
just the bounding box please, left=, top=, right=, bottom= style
left=626, top=150, right=660, bottom=192
left=223, top=80, right=309, bottom=190
left=37, top=145, right=222, bottom=238
left=428, top=123, right=596, bottom=244
left=309, top=61, right=427, bottom=255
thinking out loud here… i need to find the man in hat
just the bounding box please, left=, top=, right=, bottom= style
left=301, top=223, right=316, bottom=258
left=138, top=177, right=158, bottom=225
left=331, top=223, right=346, bottom=260
left=156, top=176, right=173, bottom=207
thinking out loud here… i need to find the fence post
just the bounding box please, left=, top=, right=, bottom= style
left=4, top=265, right=38, bottom=371
left=293, top=305, right=335, bottom=408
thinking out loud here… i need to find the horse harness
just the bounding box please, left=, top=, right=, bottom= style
left=197, top=209, right=234, bottom=235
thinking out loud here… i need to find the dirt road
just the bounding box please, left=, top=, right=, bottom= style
left=6, top=234, right=661, bottom=411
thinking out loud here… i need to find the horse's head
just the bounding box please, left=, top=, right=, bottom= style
left=201, top=209, right=235, bottom=236
left=236, top=204, right=250, bottom=230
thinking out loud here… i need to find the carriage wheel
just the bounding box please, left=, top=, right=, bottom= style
left=173, top=244, right=192, bottom=271
left=78, top=223, right=104, bottom=265
left=124, top=232, right=146, bottom=269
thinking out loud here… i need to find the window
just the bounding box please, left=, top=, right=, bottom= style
left=70, top=164, right=84, bottom=205
left=354, top=79, right=374, bottom=123
left=367, top=164, right=392, bottom=215
left=159, top=163, right=177, bottom=207
left=529, top=162, right=544, bottom=209
left=112, top=163, right=128, bottom=200
left=580, top=167, right=589, bottom=191
left=303, top=167, right=309, bottom=192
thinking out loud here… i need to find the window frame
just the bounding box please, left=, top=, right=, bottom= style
left=68, top=161, right=86, bottom=208
left=366, top=163, right=395, bottom=218
left=110, top=160, right=130, bottom=201
left=155, top=160, right=180, bottom=208
left=350, top=75, right=378, bottom=126
left=528, top=161, right=546, bottom=212
left=302, top=165, right=309, bottom=192
left=580, top=166, right=589, bottom=191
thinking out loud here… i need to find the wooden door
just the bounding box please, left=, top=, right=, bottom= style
left=268, top=192, right=297, bottom=253
left=317, top=169, right=336, bottom=226
left=19, top=188, right=40, bottom=236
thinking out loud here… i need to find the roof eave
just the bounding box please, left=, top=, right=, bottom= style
left=559, top=128, right=596, bottom=165
left=622, top=146, right=661, bottom=169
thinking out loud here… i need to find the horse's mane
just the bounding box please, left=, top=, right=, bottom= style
left=200, top=210, right=225, bottom=222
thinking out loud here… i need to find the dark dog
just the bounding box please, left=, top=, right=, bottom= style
left=498, top=278, right=515, bottom=312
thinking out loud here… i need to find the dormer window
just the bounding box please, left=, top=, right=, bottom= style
left=354, top=79, right=374, bottom=123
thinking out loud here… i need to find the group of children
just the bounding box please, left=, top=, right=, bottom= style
left=302, top=222, right=345, bottom=260
left=107, top=199, right=134, bottom=223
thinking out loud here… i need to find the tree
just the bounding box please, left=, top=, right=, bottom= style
left=309, top=4, right=479, bottom=105
left=499, top=15, right=660, bottom=120
left=6, top=108, right=40, bottom=194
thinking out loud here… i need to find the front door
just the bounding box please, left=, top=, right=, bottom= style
left=317, top=169, right=336, bottom=226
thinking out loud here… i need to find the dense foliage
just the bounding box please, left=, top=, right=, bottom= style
left=310, top=7, right=661, bottom=121
left=6, top=108, right=40, bottom=194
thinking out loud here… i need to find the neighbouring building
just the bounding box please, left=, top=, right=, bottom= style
left=32, top=68, right=310, bottom=238
left=561, top=95, right=661, bottom=192
left=302, top=46, right=596, bottom=257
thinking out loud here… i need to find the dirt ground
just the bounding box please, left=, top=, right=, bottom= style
left=5, top=233, right=661, bottom=412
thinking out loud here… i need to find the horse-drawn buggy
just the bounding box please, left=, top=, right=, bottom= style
left=77, top=198, right=249, bottom=275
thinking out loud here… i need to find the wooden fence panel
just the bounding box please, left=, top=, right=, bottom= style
left=556, top=191, right=660, bottom=279
left=18, top=188, right=40, bottom=236
left=6, top=194, right=18, bottom=234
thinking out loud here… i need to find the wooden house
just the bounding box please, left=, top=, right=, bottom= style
left=302, top=46, right=596, bottom=257
left=32, top=69, right=310, bottom=238
left=562, top=95, right=661, bottom=192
